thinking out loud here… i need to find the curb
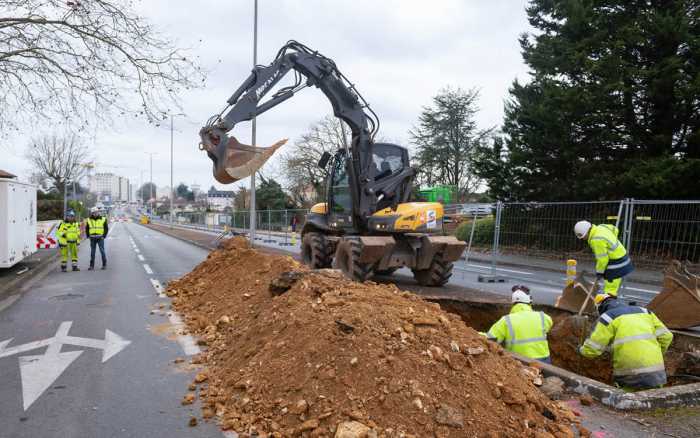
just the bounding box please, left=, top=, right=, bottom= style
left=514, top=353, right=700, bottom=410
left=0, top=249, right=61, bottom=303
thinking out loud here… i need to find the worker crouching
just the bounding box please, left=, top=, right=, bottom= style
left=579, top=294, right=673, bottom=391
left=486, top=286, right=553, bottom=363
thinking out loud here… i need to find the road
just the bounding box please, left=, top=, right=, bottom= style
left=0, top=221, right=230, bottom=438
left=153, top=220, right=662, bottom=306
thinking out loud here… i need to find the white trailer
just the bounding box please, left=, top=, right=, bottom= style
left=0, top=178, right=38, bottom=268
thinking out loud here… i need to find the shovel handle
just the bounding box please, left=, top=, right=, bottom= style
left=577, top=279, right=600, bottom=316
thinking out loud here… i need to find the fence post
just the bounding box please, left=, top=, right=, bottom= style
left=264, top=209, right=275, bottom=243
left=479, top=201, right=505, bottom=283
left=280, top=209, right=292, bottom=246
left=464, top=212, right=477, bottom=264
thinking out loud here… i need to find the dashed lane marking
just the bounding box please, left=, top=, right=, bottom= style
left=137, top=254, right=145, bottom=262
left=147, top=278, right=200, bottom=356
left=149, top=278, right=165, bottom=298
left=142, top=264, right=153, bottom=275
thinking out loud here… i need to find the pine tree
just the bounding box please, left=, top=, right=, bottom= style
left=475, top=1, right=700, bottom=200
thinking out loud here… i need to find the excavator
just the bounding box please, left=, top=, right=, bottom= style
left=199, top=41, right=465, bottom=285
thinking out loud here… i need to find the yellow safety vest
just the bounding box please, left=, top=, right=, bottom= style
left=588, top=224, right=629, bottom=276
left=580, top=302, right=672, bottom=379
left=486, top=303, right=553, bottom=360
left=87, top=217, right=106, bottom=237
left=57, top=222, right=80, bottom=245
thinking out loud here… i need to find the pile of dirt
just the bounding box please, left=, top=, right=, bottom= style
left=166, top=237, right=585, bottom=437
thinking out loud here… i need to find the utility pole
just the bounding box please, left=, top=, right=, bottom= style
left=249, top=0, right=258, bottom=244
left=170, top=115, right=174, bottom=229
left=144, top=152, right=157, bottom=215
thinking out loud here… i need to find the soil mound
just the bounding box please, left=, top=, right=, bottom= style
left=167, top=237, right=582, bottom=437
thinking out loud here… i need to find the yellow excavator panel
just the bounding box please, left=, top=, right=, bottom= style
left=371, top=202, right=444, bottom=232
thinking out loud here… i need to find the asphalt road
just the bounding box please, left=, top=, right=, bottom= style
left=0, top=221, right=230, bottom=438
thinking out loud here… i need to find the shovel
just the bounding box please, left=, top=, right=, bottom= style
left=570, top=278, right=600, bottom=332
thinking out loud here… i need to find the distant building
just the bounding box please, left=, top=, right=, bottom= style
left=89, top=173, right=130, bottom=203
left=207, top=187, right=234, bottom=211
left=157, top=185, right=171, bottom=199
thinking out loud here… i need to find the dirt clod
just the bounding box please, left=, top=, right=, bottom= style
left=166, top=237, right=578, bottom=436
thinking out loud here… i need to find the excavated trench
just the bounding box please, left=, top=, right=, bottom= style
left=428, top=298, right=700, bottom=388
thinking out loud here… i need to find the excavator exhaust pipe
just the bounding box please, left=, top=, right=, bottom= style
left=199, top=126, right=287, bottom=184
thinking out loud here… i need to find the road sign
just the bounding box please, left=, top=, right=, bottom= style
left=0, top=321, right=131, bottom=410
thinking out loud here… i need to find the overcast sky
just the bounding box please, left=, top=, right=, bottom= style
left=3, top=0, right=533, bottom=192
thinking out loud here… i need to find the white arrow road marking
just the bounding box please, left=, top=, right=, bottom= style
left=0, top=321, right=131, bottom=410
left=19, top=351, right=83, bottom=411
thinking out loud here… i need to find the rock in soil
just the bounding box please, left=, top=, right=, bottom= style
left=540, top=376, right=566, bottom=400
left=166, top=237, right=579, bottom=437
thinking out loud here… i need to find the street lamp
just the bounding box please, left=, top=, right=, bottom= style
left=169, top=113, right=186, bottom=229
left=249, top=0, right=259, bottom=244
left=144, top=152, right=157, bottom=215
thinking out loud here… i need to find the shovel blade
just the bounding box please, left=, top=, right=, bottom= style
left=648, top=261, right=700, bottom=329
left=556, top=273, right=596, bottom=314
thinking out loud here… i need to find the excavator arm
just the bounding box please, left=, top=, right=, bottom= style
left=200, top=41, right=412, bottom=229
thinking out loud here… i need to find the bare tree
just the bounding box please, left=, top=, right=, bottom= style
left=409, top=87, right=492, bottom=197
left=25, top=135, right=90, bottom=194
left=0, top=0, right=205, bottom=133
left=281, top=115, right=349, bottom=207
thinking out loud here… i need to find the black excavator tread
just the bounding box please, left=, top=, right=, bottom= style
left=302, top=232, right=333, bottom=269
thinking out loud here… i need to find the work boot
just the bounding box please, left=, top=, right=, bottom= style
left=88, top=265, right=94, bottom=271
left=61, top=266, right=67, bottom=272
left=72, top=266, right=80, bottom=272
left=101, top=265, right=106, bottom=270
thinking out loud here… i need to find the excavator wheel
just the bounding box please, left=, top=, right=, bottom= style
left=412, top=252, right=453, bottom=286
left=301, top=232, right=333, bottom=269
left=333, top=237, right=373, bottom=282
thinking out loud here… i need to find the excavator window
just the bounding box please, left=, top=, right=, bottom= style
left=330, top=153, right=352, bottom=214
left=372, top=143, right=409, bottom=181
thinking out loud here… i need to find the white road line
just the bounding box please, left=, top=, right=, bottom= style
left=167, top=312, right=201, bottom=356
left=137, top=254, right=145, bottom=261
left=149, top=278, right=165, bottom=298
left=142, top=264, right=153, bottom=274
left=625, top=286, right=658, bottom=294
left=467, top=263, right=534, bottom=276
left=134, top=248, right=140, bottom=253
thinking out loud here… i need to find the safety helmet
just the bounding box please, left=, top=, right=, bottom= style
left=594, top=293, right=611, bottom=307
left=574, top=220, right=592, bottom=240
left=512, top=289, right=532, bottom=304
left=511, top=284, right=530, bottom=294
left=90, top=207, right=100, bottom=214
left=66, top=210, right=75, bottom=218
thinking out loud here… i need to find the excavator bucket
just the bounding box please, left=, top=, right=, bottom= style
left=199, top=127, right=287, bottom=184
left=647, top=261, right=700, bottom=329
left=555, top=272, right=597, bottom=315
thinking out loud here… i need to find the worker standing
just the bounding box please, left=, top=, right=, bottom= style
left=56, top=210, right=80, bottom=272
left=86, top=207, right=109, bottom=270
left=485, top=286, right=553, bottom=363
left=574, top=221, right=634, bottom=297
left=579, top=294, right=673, bottom=391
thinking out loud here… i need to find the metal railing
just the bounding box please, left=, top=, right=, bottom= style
left=155, top=199, right=699, bottom=299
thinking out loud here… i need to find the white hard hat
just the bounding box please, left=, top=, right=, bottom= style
left=90, top=207, right=100, bottom=213
left=512, top=289, right=532, bottom=304
left=574, top=220, right=592, bottom=240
